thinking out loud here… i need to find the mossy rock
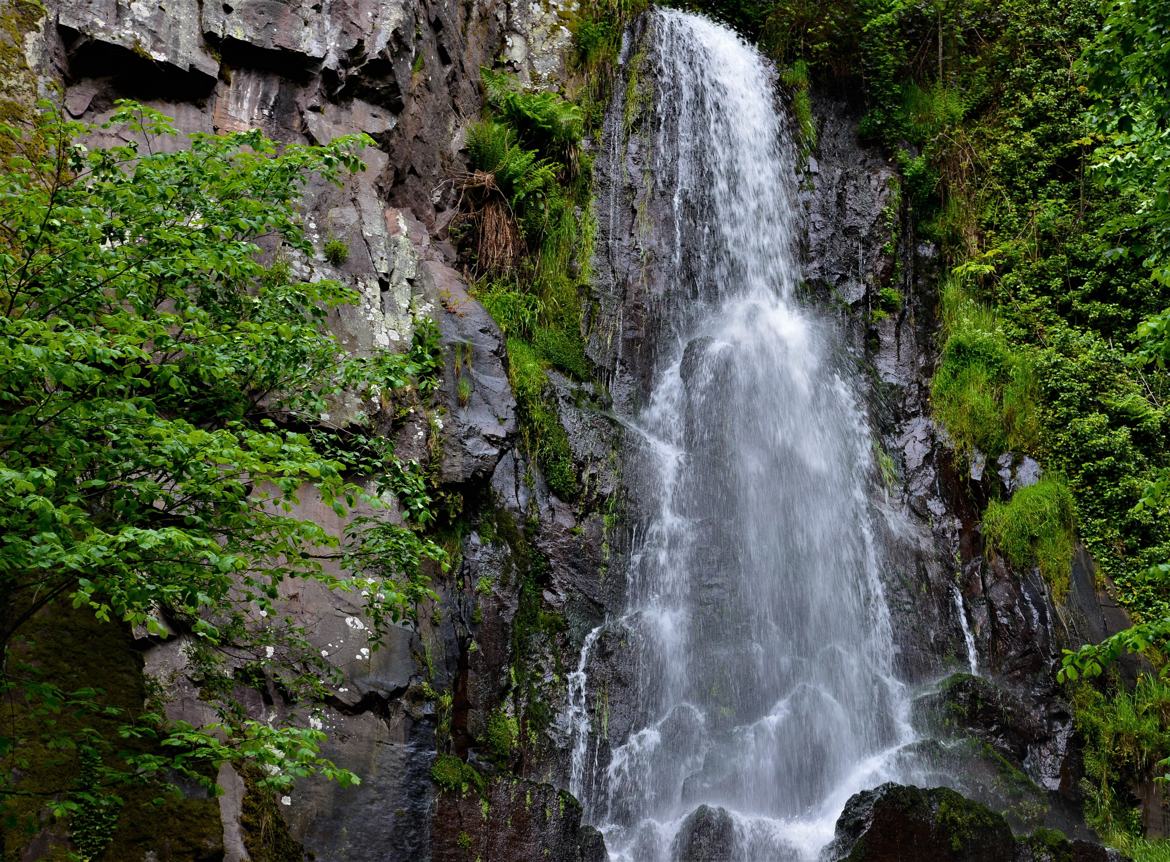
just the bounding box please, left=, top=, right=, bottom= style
left=826, top=783, right=1015, bottom=861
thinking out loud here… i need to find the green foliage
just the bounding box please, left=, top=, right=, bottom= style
left=1099, top=834, right=1170, bottom=862
left=482, top=69, right=584, bottom=170
left=1071, top=674, right=1170, bottom=838
left=983, top=477, right=1076, bottom=601
left=408, top=316, right=445, bottom=396
left=780, top=60, right=816, bottom=151
left=1085, top=0, right=1170, bottom=292
left=323, top=236, right=349, bottom=266
left=485, top=708, right=519, bottom=760
left=476, top=281, right=544, bottom=337
left=465, top=119, right=560, bottom=227
left=0, top=103, right=445, bottom=829
left=69, top=747, right=123, bottom=860
left=431, top=753, right=486, bottom=796
left=458, top=70, right=600, bottom=496
left=505, top=338, right=578, bottom=499
left=931, top=280, right=1040, bottom=457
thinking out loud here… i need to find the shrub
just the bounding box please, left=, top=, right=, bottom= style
left=1072, top=674, right=1170, bottom=840
left=323, top=236, right=349, bottom=266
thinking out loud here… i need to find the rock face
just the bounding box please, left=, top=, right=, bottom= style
left=825, top=784, right=1123, bottom=862
left=432, top=779, right=607, bottom=862
left=8, top=0, right=618, bottom=860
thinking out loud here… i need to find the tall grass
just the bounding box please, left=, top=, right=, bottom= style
left=932, top=276, right=1039, bottom=457
left=983, top=476, right=1076, bottom=600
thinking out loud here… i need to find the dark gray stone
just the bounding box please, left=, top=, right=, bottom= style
left=671, top=805, right=736, bottom=862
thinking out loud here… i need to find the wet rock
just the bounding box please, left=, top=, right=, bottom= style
left=289, top=708, right=438, bottom=861
left=427, top=259, right=517, bottom=485
left=825, top=783, right=1016, bottom=861
left=915, top=674, right=1057, bottom=777
left=825, top=784, right=1122, bottom=862
left=671, top=805, right=736, bottom=862
left=432, top=779, right=606, bottom=862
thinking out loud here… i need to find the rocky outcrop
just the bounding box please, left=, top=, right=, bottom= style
left=825, top=784, right=1123, bottom=862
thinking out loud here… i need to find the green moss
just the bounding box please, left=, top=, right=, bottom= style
left=237, top=767, right=304, bottom=862
left=1, top=600, right=225, bottom=862
left=622, top=47, right=650, bottom=137
left=505, top=337, right=578, bottom=499
left=983, top=476, right=1076, bottom=601
left=934, top=791, right=1004, bottom=852
left=485, top=709, right=520, bottom=760
left=0, top=0, right=45, bottom=137
left=431, top=754, right=486, bottom=797
left=1018, top=827, right=1079, bottom=862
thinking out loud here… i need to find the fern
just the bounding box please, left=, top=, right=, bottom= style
left=465, top=120, right=557, bottom=218
left=480, top=70, right=583, bottom=168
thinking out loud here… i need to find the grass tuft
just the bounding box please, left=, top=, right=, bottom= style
left=983, top=476, right=1076, bottom=600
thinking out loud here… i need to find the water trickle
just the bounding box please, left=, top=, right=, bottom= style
left=568, top=625, right=605, bottom=799
left=952, top=584, right=980, bottom=676
left=579, top=10, right=916, bottom=860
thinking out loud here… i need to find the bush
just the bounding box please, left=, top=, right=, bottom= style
left=1072, top=674, right=1170, bottom=840
left=323, top=236, right=349, bottom=266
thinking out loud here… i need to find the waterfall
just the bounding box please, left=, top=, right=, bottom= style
left=575, top=10, right=916, bottom=860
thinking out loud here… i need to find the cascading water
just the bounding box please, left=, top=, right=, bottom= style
left=570, top=10, right=918, bottom=860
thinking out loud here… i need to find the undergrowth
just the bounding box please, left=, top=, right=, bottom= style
left=1072, top=673, right=1170, bottom=846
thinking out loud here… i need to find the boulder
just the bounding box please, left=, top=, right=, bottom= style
left=824, top=784, right=1122, bottom=862
left=671, top=805, right=737, bottom=862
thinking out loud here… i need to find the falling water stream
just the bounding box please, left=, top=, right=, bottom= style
left=569, top=10, right=919, bottom=860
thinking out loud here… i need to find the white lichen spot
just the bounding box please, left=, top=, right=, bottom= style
left=345, top=616, right=366, bottom=631
left=280, top=796, right=292, bottom=807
